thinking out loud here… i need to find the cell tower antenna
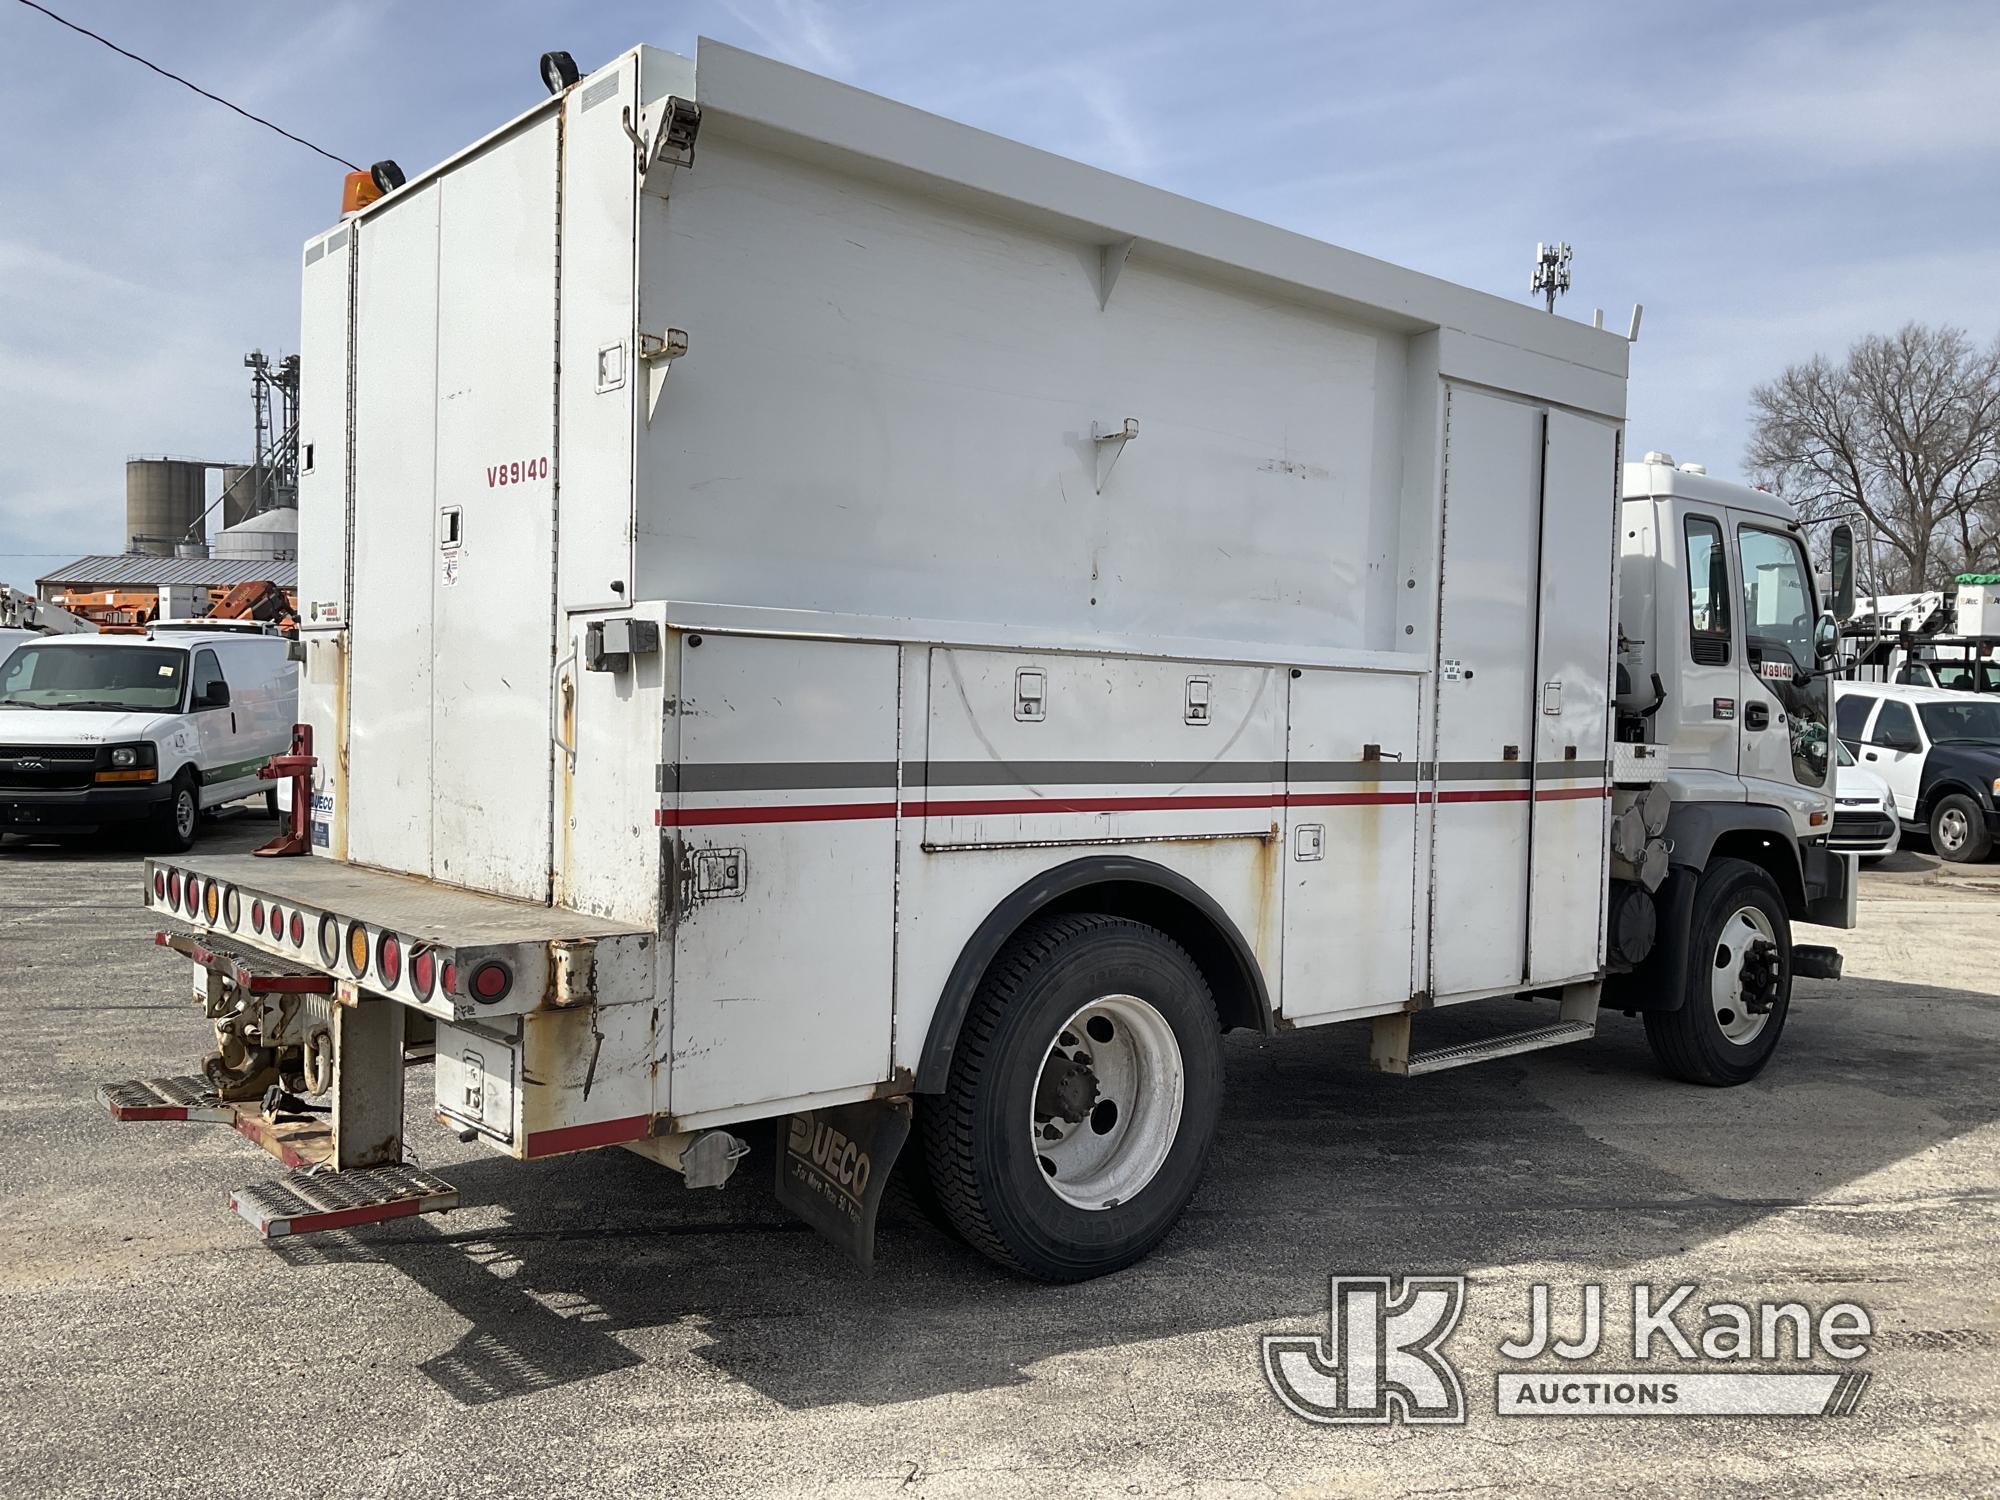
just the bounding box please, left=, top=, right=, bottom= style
left=1530, top=241, right=1572, bottom=313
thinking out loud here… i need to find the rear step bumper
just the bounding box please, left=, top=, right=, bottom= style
left=143, top=852, right=653, bottom=1020
left=232, top=1163, right=458, bottom=1238
left=101, top=1075, right=458, bottom=1238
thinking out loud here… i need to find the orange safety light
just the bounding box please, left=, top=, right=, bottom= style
left=341, top=170, right=383, bottom=214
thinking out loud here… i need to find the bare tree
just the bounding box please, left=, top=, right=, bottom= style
left=1747, top=323, right=2000, bottom=593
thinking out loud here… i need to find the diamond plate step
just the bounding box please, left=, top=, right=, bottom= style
left=230, top=1163, right=458, bottom=1238
left=156, top=929, right=333, bottom=992
left=98, top=1075, right=235, bottom=1123
left=1404, top=1020, right=1594, bottom=1076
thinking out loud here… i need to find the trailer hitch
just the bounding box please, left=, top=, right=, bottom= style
left=254, top=723, right=316, bottom=858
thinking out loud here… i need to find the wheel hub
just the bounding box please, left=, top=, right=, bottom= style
left=1739, top=938, right=1782, bottom=1015
left=1028, top=994, right=1186, bottom=1211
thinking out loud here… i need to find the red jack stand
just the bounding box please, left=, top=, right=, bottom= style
left=254, top=723, right=317, bottom=858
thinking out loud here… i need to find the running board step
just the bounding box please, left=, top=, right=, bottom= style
left=99, top=1075, right=234, bottom=1123
left=231, top=1163, right=458, bottom=1239
left=1372, top=1019, right=1595, bottom=1077
left=156, top=929, right=333, bottom=992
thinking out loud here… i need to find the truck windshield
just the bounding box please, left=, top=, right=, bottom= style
left=1919, top=700, right=2000, bottom=744
left=0, top=644, right=188, bottom=711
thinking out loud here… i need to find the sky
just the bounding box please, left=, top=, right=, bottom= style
left=2, top=0, right=1996, bottom=590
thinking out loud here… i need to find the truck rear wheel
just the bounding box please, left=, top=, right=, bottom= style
left=919, top=912, right=1223, bottom=1282
left=1643, top=857, right=1791, bottom=1086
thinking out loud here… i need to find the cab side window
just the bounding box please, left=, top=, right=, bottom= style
left=1835, top=694, right=1876, bottom=743
left=1685, top=517, right=1731, bottom=665
left=189, top=649, right=227, bottom=710
left=1870, top=700, right=1922, bottom=753
left=1896, top=665, right=1933, bottom=687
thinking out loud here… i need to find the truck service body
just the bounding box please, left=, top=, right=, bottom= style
left=109, top=40, right=1851, bottom=1276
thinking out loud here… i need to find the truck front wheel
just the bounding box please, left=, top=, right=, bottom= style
left=1643, top=857, right=1791, bottom=1086
left=918, top=912, right=1223, bottom=1282
left=149, top=773, right=199, bottom=854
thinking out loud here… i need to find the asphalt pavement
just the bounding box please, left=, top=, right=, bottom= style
left=1, top=818, right=1996, bottom=1498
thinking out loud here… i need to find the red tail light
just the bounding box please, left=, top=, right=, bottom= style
left=183, top=875, right=200, bottom=915
left=377, top=932, right=403, bottom=988
left=410, top=946, right=436, bottom=999
left=441, top=960, right=457, bottom=998
left=469, top=961, right=513, bottom=1003
left=251, top=899, right=265, bottom=935
left=268, top=905, right=285, bottom=938
left=167, top=871, right=182, bottom=910
left=289, top=911, right=306, bottom=947
left=152, top=871, right=166, bottom=901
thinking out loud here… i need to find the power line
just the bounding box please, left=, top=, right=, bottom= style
left=12, top=0, right=360, bottom=171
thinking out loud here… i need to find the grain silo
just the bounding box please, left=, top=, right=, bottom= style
left=219, top=464, right=259, bottom=529
left=126, top=458, right=208, bottom=555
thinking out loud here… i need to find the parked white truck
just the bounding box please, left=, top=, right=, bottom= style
left=104, top=40, right=1854, bottom=1280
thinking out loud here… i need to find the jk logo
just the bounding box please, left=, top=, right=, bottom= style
left=1262, top=1276, right=1468, bottom=1424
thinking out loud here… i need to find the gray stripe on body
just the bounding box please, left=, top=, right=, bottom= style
left=655, top=756, right=1612, bottom=795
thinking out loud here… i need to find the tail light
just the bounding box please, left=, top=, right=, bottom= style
left=318, top=914, right=339, bottom=967
left=223, top=887, right=241, bottom=930
left=167, top=871, right=182, bottom=911
left=346, top=921, right=369, bottom=977
left=377, top=932, right=403, bottom=988
left=410, top=946, right=436, bottom=999
left=268, top=905, right=285, bottom=939
left=251, top=899, right=266, bottom=935
left=289, top=911, right=306, bottom=948
left=152, top=871, right=166, bottom=901
left=469, top=961, right=513, bottom=1003
left=183, top=875, right=200, bottom=916
left=441, top=960, right=457, bottom=998
left=203, top=881, right=220, bottom=924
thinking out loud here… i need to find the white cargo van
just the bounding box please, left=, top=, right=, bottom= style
left=0, top=630, right=296, bottom=851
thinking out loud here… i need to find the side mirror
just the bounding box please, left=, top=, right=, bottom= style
left=198, top=681, right=231, bottom=709
left=1814, top=612, right=1839, bottom=664
left=1830, top=523, right=1856, bottom=623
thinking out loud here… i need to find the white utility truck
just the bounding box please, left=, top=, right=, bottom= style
left=104, top=40, right=1853, bottom=1280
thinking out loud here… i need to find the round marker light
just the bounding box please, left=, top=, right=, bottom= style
left=204, top=881, right=220, bottom=924
left=251, top=899, right=265, bottom=935
left=289, top=911, right=306, bottom=948
left=268, top=904, right=284, bottom=938
left=469, top=961, right=513, bottom=1004
left=346, top=921, right=369, bottom=977
left=410, top=946, right=436, bottom=999
left=441, top=960, right=457, bottom=998
left=167, top=871, right=182, bottom=910
left=377, top=932, right=403, bottom=988
left=152, top=871, right=166, bottom=901
left=223, top=887, right=241, bottom=931
left=319, top=914, right=339, bottom=966
left=183, top=875, right=200, bottom=915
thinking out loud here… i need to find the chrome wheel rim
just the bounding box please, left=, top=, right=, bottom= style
left=1710, top=905, right=1779, bottom=1044
left=174, top=790, right=196, bottom=841
left=1939, top=806, right=1969, bottom=854
left=1029, top=993, right=1184, bottom=1210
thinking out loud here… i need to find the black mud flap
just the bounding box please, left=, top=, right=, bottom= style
left=1793, top=944, right=1844, bottom=981
left=774, top=1097, right=911, bottom=1270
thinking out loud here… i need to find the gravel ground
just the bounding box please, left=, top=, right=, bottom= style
left=1, top=821, right=1995, bottom=1498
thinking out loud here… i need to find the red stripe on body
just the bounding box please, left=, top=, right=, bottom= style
left=523, top=1114, right=653, bottom=1158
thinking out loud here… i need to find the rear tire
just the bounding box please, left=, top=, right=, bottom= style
left=149, top=774, right=198, bottom=853
left=918, top=912, right=1223, bottom=1282
left=1644, top=857, right=1791, bottom=1086
left=1929, top=793, right=1991, bottom=863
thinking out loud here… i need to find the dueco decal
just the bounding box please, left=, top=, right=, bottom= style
left=486, top=455, right=550, bottom=488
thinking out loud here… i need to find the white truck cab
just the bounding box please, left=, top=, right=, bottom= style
left=0, top=630, right=296, bottom=850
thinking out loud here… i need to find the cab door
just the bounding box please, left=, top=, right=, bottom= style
left=187, top=648, right=243, bottom=802
left=1733, top=518, right=1831, bottom=826
left=1673, top=511, right=1739, bottom=781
